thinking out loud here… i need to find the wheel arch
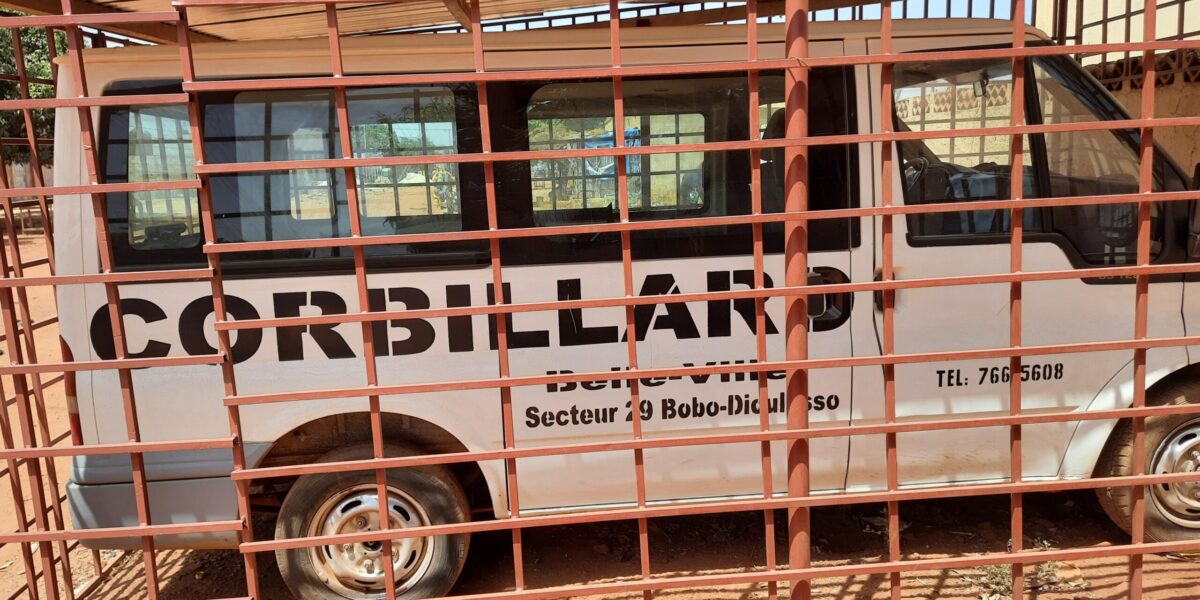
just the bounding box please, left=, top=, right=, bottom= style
left=1060, top=356, right=1199, bottom=480
left=251, top=411, right=504, bottom=518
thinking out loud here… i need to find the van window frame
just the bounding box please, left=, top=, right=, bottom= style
left=493, top=68, right=861, bottom=267
left=99, top=68, right=861, bottom=274
left=99, top=79, right=490, bottom=276
left=897, top=44, right=1191, bottom=272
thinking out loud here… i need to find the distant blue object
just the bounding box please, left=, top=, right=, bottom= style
left=584, top=128, right=642, bottom=176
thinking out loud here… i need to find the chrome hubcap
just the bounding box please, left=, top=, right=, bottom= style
left=307, top=484, right=433, bottom=598
left=1150, top=420, right=1200, bottom=529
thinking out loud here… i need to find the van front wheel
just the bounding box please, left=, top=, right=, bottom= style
left=1096, top=379, right=1200, bottom=541
left=275, top=444, right=470, bottom=599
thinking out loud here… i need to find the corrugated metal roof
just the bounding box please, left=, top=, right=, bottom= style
left=0, top=0, right=871, bottom=43
left=173, top=0, right=626, bottom=40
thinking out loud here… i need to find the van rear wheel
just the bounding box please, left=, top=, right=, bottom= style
left=275, top=444, right=470, bottom=599
left=1096, top=379, right=1200, bottom=541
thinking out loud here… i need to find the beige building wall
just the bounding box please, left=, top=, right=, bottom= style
left=1035, top=0, right=1198, bottom=63
left=1031, top=1, right=1199, bottom=176
left=1108, top=78, right=1200, bottom=180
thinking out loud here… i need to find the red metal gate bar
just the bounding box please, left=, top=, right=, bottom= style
left=0, top=12, right=182, bottom=27
left=605, top=2, right=653, bottom=596
left=878, top=0, right=901, bottom=595
left=783, top=0, right=812, bottom=595
left=218, top=334, right=1200, bottom=405
left=746, top=1, right=779, bottom=597
left=0, top=1, right=1194, bottom=598
left=177, top=112, right=1200, bottom=177
left=459, top=0, right=528, bottom=589
left=0, top=193, right=74, bottom=598
left=175, top=6, right=265, bottom=597
left=233, top=467, right=1200, bottom=553
left=327, top=5, right=401, bottom=598
left=174, top=39, right=1200, bottom=97
left=193, top=189, right=1200, bottom=256
left=422, top=536, right=1200, bottom=600
left=58, top=0, right=170, bottom=592
left=1129, top=2, right=1159, bottom=597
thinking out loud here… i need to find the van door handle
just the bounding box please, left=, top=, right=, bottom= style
left=808, top=267, right=853, bottom=332
left=872, top=270, right=892, bottom=313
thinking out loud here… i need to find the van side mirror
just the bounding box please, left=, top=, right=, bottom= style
left=1191, top=163, right=1200, bottom=257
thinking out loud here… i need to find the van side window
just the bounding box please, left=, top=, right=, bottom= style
left=123, top=105, right=201, bottom=250
left=527, top=88, right=705, bottom=218
left=349, top=87, right=462, bottom=220
left=893, top=58, right=1041, bottom=238
left=495, top=69, right=858, bottom=265
left=1031, top=57, right=1174, bottom=265
left=103, top=84, right=485, bottom=270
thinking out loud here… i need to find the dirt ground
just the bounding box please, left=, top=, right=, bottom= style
left=2, top=232, right=1199, bottom=599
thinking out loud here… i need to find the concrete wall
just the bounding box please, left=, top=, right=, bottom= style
left=1035, top=0, right=1199, bottom=55
left=1108, top=78, right=1200, bottom=179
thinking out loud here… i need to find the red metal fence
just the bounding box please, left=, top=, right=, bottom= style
left=1, top=0, right=1200, bottom=598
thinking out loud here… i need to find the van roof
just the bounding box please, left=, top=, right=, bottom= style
left=80, top=18, right=1047, bottom=66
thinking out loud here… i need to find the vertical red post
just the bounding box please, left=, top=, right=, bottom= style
left=1007, top=0, right=1027, bottom=595
left=324, top=7, right=399, bottom=598
left=173, top=8, right=260, bottom=598
left=783, top=0, right=811, bottom=597
left=466, top=0, right=526, bottom=589
left=606, top=2, right=654, bottom=596
left=746, top=1, right=779, bottom=598
left=1129, top=2, right=1158, bottom=599
left=878, top=3, right=902, bottom=598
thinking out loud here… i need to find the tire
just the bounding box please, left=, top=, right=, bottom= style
left=1095, top=377, right=1200, bottom=542
left=275, top=444, right=470, bottom=599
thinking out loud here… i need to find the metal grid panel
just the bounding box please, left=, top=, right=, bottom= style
left=0, top=0, right=1198, bottom=599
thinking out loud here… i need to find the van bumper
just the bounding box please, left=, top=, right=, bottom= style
left=67, top=477, right=241, bottom=550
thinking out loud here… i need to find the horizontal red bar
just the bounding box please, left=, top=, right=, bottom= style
left=226, top=334, right=1200, bottom=407
left=0, top=354, right=221, bottom=376
left=0, top=267, right=212, bottom=289
left=243, top=470, right=1200, bottom=553
left=433, top=537, right=1200, bottom=600
left=0, top=12, right=180, bottom=27
left=182, top=59, right=799, bottom=94
left=0, top=179, right=200, bottom=199
left=176, top=0, right=420, bottom=4
left=188, top=114, right=1200, bottom=177
left=234, top=401, right=1200, bottom=482
left=200, top=189, right=1200, bottom=256
left=178, top=40, right=1200, bottom=99
left=0, top=93, right=190, bottom=111
left=805, top=39, right=1200, bottom=67
left=0, top=74, right=55, bottom=87
left=0, top=437, right=232, bottom=461
left=0, top=519, right=241, bottom=545
left=212, top=251, right=1200, bottom=335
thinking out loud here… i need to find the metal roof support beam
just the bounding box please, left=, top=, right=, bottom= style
left=576, top=0, right=863, bottom=29
left=0, top=0, right=222, bottom=44
left=440, top=0, right=472, bottom=30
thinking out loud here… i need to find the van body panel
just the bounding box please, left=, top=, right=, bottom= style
left=55, top=18, right=1199, bottom=544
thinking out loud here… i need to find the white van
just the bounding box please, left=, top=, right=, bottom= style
left=56, top=18, right=1199, bottom=599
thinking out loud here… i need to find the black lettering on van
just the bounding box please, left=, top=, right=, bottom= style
left=273, top=291, right=355, bottom=361
left=486, top=283, right=550, bottom=350
left=707, top=270, right=779, bottom=337
left=179, top=295, right=262, bottom=364
left=627, top=274, right=700, bottom=342
left=557, top=279, right=619, bottom=346
left=368, top=287, right=435, bottom=356
left=445, top=284, right=474, bottom=352
left=90, top=298, right=170, bottom=360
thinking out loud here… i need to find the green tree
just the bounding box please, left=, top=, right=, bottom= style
left=0, top=26, right=66, bottom=166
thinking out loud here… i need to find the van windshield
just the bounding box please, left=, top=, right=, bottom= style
left=894, top=51, right=1188, bottom=265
